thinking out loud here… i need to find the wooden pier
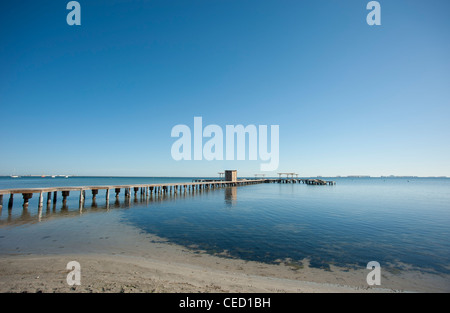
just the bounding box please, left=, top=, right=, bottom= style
left=0, top=178, right=335, bottom=209
left=266, top=178, right=336, bottom=186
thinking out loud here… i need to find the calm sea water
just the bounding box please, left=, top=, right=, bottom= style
left=1, top=176, right=449, bottom=275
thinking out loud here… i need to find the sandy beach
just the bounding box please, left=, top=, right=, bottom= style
left=1, top=227, right=448, bottom=293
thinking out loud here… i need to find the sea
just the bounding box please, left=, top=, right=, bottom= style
left=1, top=176, right=449, bottom=277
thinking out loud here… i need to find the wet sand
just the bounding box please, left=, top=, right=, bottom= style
left=1, top=224, right=449, bottom=293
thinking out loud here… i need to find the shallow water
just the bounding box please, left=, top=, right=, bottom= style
left=1, top=176, right=449, bottom=276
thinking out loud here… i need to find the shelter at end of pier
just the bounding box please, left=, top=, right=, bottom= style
left=225, top=170, right=237, bottom=182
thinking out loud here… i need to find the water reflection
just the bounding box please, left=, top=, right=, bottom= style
left=225, top=186, right=237, bottom=207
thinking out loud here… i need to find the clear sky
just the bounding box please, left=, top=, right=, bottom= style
left=1, top=0, right=449, bottom=177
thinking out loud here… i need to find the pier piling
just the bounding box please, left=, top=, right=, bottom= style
left=22, top=193, right=32, bottom=206
left=39, top=192, right=43, bottom=207
left=62, top=191, right=70, bottom=204
left=0, top=177, right=336, bottom=211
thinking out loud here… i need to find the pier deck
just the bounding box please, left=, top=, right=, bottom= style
left=0, top=178, right=335, bottom=209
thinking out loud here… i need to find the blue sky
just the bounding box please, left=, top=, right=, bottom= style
left=1, top=0, right=449, bottom=177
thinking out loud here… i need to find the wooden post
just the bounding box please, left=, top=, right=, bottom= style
left=22, top=193, right=33, bottom=206
left=8, top=194, right=13, bottom=209
left=62, top=191, right=70, bottom=203
left=47, top=192, right=52, bottom=203
left=106, top=189, right=110, bottom=202
left=53, top=191, right=57, bottom=204
left=39, top=192, right=43, bottom=207
left=77, top=193, right=83, bottom=209
left=0, top=194, right=3, bottom=208
left=115, top=188, right=120, bottom=198
left=92, top=189, right=98, bottom=200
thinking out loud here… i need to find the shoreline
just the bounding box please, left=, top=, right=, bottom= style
left=1, top=230, right=449, bottom=293
left=0, top=253, right=394, bottom=293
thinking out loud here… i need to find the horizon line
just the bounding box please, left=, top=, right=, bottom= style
left=0, top=175, right=448, bottom=178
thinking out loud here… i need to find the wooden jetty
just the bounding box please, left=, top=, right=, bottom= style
left=0, top=179, right=263, bottom=209
left=267, top=178, right=336, bottom=186
left=0, top=178, right=335, bottom=209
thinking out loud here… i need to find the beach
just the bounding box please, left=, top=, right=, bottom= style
left=1, top=222, right=448, bottom=293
